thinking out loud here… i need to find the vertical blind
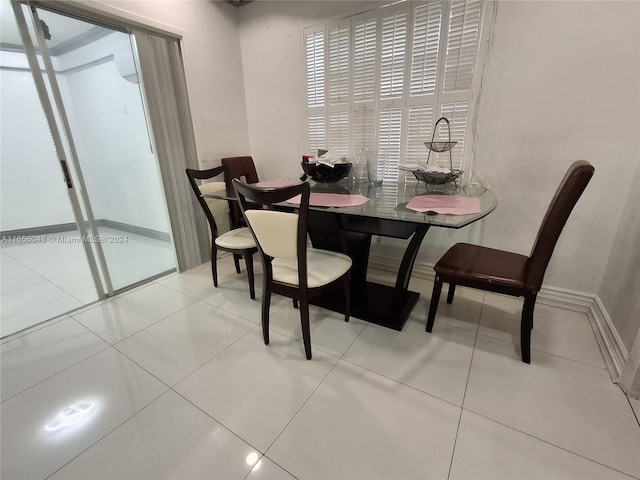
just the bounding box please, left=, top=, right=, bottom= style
left=304, top=0, right=486, bottom=182
left=134, top=32, right=209, bottom=272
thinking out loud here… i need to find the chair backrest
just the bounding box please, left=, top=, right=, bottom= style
left=185, top=166, right=228, bottom=237
left=222, top=156, right=259, bottom=227
left=526, top=160, right=595, bottom=290
left=222, top=156, right=259, bottom=184
left=233, top=179, right=310, bottom=288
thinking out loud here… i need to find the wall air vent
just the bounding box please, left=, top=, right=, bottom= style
left=113, top=45, right=139, bottom=83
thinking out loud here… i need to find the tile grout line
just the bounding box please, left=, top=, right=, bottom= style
left=446, top=292, right=483, bottom=480
left=626, top=396, right=640, bottom=429
left=256, top=320, right=373, bottom=466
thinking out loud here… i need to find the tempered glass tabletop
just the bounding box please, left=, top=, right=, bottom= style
left=201, top=181, right=497, bottom=229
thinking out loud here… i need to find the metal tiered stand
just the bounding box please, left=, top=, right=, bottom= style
left=413, top=117, right=463, bottom=187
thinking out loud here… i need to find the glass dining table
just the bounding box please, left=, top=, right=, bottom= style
left=202, top=180, right=497, bottom=331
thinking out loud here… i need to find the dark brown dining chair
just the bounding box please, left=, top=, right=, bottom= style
left=186, top=166, right=258, bottom=299
left=222, top=156, right=259, bottom=229
left=426, top=160, right=594, bottom=363
left=233, top=179, right=352, bottom=360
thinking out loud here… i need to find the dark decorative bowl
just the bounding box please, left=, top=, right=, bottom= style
left=301, top=160, right=352, bottom=183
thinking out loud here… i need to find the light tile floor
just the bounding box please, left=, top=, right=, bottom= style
left=1, top=257, right=639, bottom=480
left=0, top=229, right=175, bottom=338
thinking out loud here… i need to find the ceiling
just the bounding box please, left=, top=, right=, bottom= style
left=1, top=0, right=255, bottom=53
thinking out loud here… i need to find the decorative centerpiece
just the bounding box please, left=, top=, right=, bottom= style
left=301, top=149, right=352, bottom=183
left=410, top=117, right=463, bottom=185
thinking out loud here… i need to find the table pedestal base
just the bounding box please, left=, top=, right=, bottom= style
left=311, top=281, right=420, bottom=331
left=307, top=210, right=428, bottom=330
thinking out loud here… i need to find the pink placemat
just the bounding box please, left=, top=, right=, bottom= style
left=287, top=193, right=369, bottom=207
left=253, top=178, right=297, bottom=188
left=406, top=195, right=480, bottom=215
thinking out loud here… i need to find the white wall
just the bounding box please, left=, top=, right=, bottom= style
left=473, top=1, right=639, bottom=295
left=92, top=0, right=252, bottom=168
left=599, top=160, right=640, bottom=352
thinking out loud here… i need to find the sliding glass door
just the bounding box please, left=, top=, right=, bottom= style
left=32, top=6, right=176, bottom=289
left=0, top=0, right=176, bottom=337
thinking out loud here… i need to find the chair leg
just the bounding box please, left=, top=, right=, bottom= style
left=233, top=254, right=241, bottom=274
left=245, top=253, right=255, bottom=300
left=300, top=297, right=312, bottom=360
left=520, top=293, right=537, bottom=364
left=293, top=299, right=299, bottom=309
left=343, top=272, right=351, bottom=322
left=426, top=277, right=443, bottom=332
left=261, top=281, right=272, bottom=346
left=446, top=284, right=456, bottom=304
left=211, top=244, right=219, bottom=288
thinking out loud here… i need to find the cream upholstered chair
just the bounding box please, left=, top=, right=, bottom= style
left=426, top=160, right=594, bottom=363
left=232, top=179, right=352, bottom=360
left=186, top=166, right=257, bottom=299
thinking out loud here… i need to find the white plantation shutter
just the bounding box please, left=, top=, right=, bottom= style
left=329, top=111, right=350, bottom=156
left=305, top=30, right=325, bottom=107
left=380, top=10, right=408, bottom=100
left=444, top=1, right=482, bottom=92
left=304, top=1, right=488, bottom=181
left=439, top=101, right=469, bottom=169
left=328, top=23, right=350, bottom=105
left=406, top=104, right=435, bottom=167
left=353, top=16, right=377, bottom=103
left=305, top=27, right=326, bottom=155
left=353, top=105, right=375, bottom=154
left=352, top=14, right=377, bottom=156
left=406, top=1, right=442, bottom=180
left=378, top=106, right=403, bottom=181
left=308, top=113, right=326, bottom=154
left=410, top=2, right=442, bottom=96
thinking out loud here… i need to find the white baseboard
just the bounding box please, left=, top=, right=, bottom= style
left=368, top=252, right=628, bottom=383
left=588, top=296, right=628, bottom=382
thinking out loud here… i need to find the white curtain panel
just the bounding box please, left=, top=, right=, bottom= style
left=134, top=32, right=209, bottom=272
